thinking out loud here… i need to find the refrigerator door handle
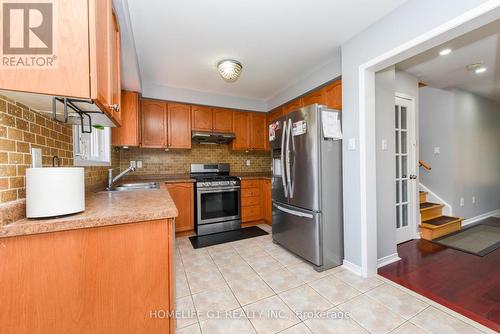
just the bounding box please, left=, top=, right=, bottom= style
left=285, top=118, right=292, bottom=197
left=273, top=203, right=314, bottom=219
left=280, top=120, right=288, bottom=198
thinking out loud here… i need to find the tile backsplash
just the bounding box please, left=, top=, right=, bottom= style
left=0, top=95, right=118, bottom=204
left=118, top=144, right=271, bottom=176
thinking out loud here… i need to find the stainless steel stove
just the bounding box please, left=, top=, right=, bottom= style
left=190, top=164, right=241, bottom=236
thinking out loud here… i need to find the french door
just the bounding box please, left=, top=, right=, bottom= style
left=395, top=96, right=417, bottom=243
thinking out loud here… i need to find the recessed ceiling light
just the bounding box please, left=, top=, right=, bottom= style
left=475, top=67, right=487, bottom=74
left=439, top=49, right=452, bottom=56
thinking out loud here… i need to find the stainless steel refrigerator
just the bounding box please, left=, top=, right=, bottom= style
left=270, top=104, right=343, bottom=271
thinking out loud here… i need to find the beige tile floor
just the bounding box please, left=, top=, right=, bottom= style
left=175, top=224, right=494, bottom=334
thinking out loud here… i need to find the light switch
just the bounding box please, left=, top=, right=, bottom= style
left=348, top=138, right=356, bottom=151
left=433, top=147, right=440, bottom=155
left=130, top=160, right=136, bottom=168
left=31, top=148, right=42, bottom=168
left=381, top=139, right=388, bottom=151
left=472, top=196, right=476, bottom=204
left=460, top=197, right=464, bottom=207
left=246, top=160, right=251, bottom=166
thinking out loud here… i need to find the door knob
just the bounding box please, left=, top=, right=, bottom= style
left=410, top=174, right=417, bottom=179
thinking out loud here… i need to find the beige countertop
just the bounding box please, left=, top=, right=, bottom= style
left=233, top=172, right=272, bottom=180
left=0, top=187, right=178, bottom=239
left=123, top=174, right=195, bottom=184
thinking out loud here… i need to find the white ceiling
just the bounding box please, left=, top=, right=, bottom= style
left=397, top=19, right=500, bottom=103
left=123, top=0, right=406, bottom=109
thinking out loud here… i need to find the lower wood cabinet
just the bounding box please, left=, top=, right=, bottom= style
left=165, top=182, right=194, bottom=233
left=241, top=179, right=272, bottom=224
left=0, top=219, right=175, bottom=333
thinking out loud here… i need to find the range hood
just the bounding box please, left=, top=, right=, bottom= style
left=192, top=131, right=236, bottom=144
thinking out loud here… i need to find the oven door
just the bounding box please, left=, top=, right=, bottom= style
left=197, top=186, right=241, bottom=225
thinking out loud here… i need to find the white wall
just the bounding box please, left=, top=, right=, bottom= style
left=420, top=87, right=500, bottom=219
left=340, top=0, right=493, bottom=273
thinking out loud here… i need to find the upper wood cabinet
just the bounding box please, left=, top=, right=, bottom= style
left=231, top=112, right=250, bottom=150
left=213, top=108, right=233, bottom=132
left=140, top=100, right=192, bottom=149
left=0, top=0, right=121, bottom=125
left=267, top=108, right=283, bottom=123
left=168, top=103, right=192, bottom=149
left=141, top=100, right=167, bottom=148
left=191, top=106, right=213, bottom=131
left=250, top=113, right=267, bottom=151
left=325, top=80, right=342, bottom=110
left=282, top=98, right=304, bottom=115
left=303, top=89, right=327, bottom=106
left=165, top=183, right=194, bottom=233
left=231, top=111, right=268, bottom=151
left=192, top=106, right=233, bottom=132
left=112, top=91, right=139, bottom=147
left=109, top=10, right=122, bottom=124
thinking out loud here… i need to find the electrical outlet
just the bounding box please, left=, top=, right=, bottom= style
left=433, top=146, right=440, bottom=155
left=472, top=196, right=476, bottom=204
left=130, top=160, right=136, bottom=168
left=460, top=197, right=465, bottom=207
left=136, top=160, right=143, bottom=168
left=246, top=160, right=251, bottom=167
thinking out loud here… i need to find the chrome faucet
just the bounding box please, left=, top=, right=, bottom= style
left=107, top=166, right=137, bottom=190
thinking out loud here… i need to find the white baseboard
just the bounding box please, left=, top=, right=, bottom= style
left=342, top=260, right=363, bottom=276
left=377, top=253, right=401, bottom=268
left=462, top=209, right=500, bottom=227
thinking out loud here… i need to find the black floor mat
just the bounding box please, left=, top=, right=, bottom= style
left=189, top=226, right=269, bottom=249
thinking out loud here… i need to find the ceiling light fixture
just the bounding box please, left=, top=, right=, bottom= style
left=439, top=48, right=452, bottom=56
left=217, top=59, right=242, bottom=82
left=475, top=67, right=487, bottom=74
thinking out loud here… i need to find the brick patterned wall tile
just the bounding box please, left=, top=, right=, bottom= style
left=0, top=96, right=119, bottom=205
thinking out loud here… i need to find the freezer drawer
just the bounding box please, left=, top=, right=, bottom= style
left=272, top=201, right=322, bottom=266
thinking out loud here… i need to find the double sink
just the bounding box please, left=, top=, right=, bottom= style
left=105, top=182, right=159, bottom=192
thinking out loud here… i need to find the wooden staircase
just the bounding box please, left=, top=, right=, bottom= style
left=419, top=191, right=463, bottom=240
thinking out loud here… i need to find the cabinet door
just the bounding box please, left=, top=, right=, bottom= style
left=303, top=89, right=326, bottom=107
left=192, top=106, right=213, bottom=131
left=109, top=10, right=121, bottom=125
left=112, top=91, right=139, bottom=146
left=90, top=0, right=112, bottom=118
left=325, top=80, right=342, bottom=110
left=267, top=108, right=283, bottom=123
left=0, top=0, right=91, bottom=98
left=250, top=113, right=267, bottom=151
left=282, top=98, right=304, bottom=115
left=166, top=183, right=194, bottom=232
left=213, top=108, right=233, bottom=132
left=168, top=103, right=192, bottom=149
left=231, top=112, right=250, bottom=150
left=141, top=100, right=167, bottom=148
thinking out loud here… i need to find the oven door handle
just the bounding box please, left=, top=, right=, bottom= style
left=197, top=186, right=240, bottom=193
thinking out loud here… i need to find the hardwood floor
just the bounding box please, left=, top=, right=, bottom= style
left=378, top=228, right=500, bottom=332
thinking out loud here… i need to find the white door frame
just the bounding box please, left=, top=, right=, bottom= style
left=395, top=94, right=417, bottom=244
left=357, top=2, right=500, bottom=277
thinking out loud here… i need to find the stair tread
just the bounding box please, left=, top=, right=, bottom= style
left=420, top=215, right=462, bottom=227
left=420, top=202, right=443, bottom=210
